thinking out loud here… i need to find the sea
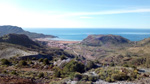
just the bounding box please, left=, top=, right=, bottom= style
left=24, top=28, right=150, bottom=41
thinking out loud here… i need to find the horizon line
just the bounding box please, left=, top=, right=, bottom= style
left=23, top=27, right=150, bottom=29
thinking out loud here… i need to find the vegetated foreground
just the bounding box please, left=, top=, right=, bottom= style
left=0, top=26, right=150, bottom=84
left=36, top=34, right=150, bottom=84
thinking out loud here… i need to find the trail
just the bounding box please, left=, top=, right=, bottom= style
left=73, top=49, right=79, bottom=56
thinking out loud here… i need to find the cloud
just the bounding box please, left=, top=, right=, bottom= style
left=46, top=9, right=150, bottom=19
left=59, top=9, right=150, bottom=17
left=97, top=9, right=150, bottom=15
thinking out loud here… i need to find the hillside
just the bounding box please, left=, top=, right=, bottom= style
left=0, top=25, right=56, bottom=38
left=0, top=34, right=40, bottom=48
left=65, top=34, right=150, bottom=66
left=137, top=38, right=150, bottom=46
left=0, top=34, right=73, bottom=59
left=0, top=34, right=76, bottom=84
left=81, top=34, right=132, bottom=47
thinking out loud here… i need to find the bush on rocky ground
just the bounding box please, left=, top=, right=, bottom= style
left=1, top=59, right=10, bottom=65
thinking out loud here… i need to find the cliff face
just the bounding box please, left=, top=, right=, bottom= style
left=81, top=34, right=131, bottom=47
left=0, top=25, right=56, bottom=38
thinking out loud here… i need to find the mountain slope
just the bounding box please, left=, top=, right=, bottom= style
left=0, top=25, right=56, bottom=38
left=137, top=38, right=150, bottom=46
left=81, top=34, right=132, bottom=47
left=0, top=34, right=40, bottom=48
left=0, top=34, right=74, bottom=59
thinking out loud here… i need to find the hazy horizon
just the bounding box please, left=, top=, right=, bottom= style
left=23, top=27, right=150, bottom=29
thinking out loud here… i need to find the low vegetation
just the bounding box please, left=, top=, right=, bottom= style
left=95, top=67, right=141, bottom=82
left=1, top=59, right=10, bottom=65
left=54, top=60, right=85, bottom=78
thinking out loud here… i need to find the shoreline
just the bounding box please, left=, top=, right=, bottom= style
left=35, top=38, right=80, bottom=49
left=35, top=38, right=81, bottom=44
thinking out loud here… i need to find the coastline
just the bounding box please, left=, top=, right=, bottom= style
left=35, top=38, right=80, bottom=49
left=35, top=38, right=80, bottom=44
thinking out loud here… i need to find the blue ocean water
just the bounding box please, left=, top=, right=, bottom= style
left=24, top=28, right=150, bottom=41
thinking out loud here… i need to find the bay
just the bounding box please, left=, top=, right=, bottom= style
left=24, top=28, right=150, bottom=41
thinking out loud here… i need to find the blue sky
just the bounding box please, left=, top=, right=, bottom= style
left=0, top=0, right=150, bottom=28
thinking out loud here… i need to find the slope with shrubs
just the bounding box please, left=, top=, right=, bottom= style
left=0, top=33, right=75, bottom=84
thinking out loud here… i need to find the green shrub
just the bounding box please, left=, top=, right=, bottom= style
left=2, top=70, right=7, bottom=74
left=11, top=70, right=17, bottom=75
left=43, top=58, right=49, bottom=65
left=96, top=67, right=141, bottom=82
left=123, top=64, right=129, bottom=67
left=106, top=77, right=111, bottom=82
left=32, top=57, right=36, bottom=60
left=38, top=58, right=43, bottom=62
left=60, top=55, right=66, bottom=60
left=38, top=72, right=44, bottom=78
left=88, top=76, right=98, bottom=82
left=28, top=61, right=33, bottom=64
left=130, top=72, right=137, bottom=80
left=63, top=60, right=85, bottom=73
left=1, top=59, right=10, bottom=65
left=53, top=60, right=85, bottom=78
left=110, top=62, right=115, bottom=66
left=19, top=60, right=27, bottom=66
left=111, top=72, right=128, bottom=81
left=81, top=75, right=88, bottom=81
left=74, top=73, right=82, bottom=80
left=54, top=70, right=61, bottom=77
left=88, top=76, right=94, bottom=81
left=86, top=61, right=95, bottom=70
left=131, top=65, right=137, bottom=69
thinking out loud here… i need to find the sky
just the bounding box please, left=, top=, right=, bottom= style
left=0, top=0, right=150, bottom=28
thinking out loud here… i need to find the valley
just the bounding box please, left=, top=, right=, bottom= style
left=0, top=26, right=150, bottom=84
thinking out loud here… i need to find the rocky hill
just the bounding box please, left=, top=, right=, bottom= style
left=0, top=25, right=56, bottom=38
left=81, top=34, right=132, bottom=47
left=0, top=34, right=40, bottom=48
